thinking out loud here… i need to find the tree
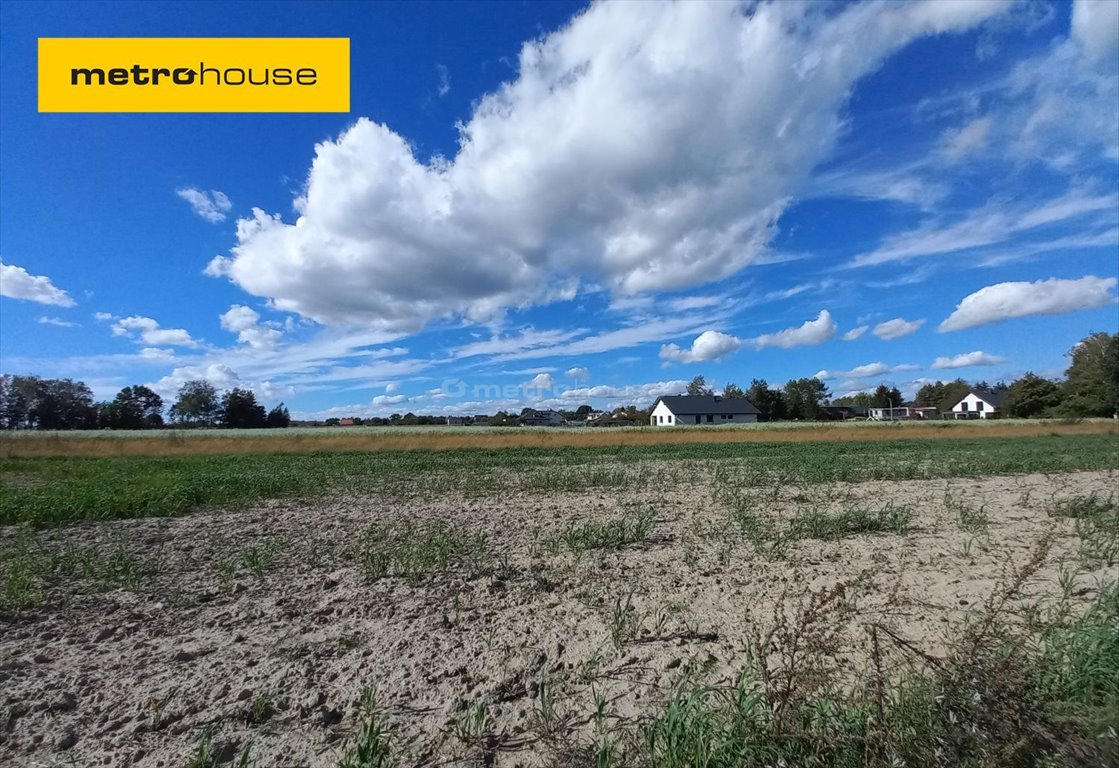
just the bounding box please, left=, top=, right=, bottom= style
left=831, top=392, right=876, bottom=407
left=1061, top=332, right=1119, bottom=417
left=1003, top=373, right=1062, bottom=418
left=783, top=377, right=830, bottom=420
left=914, top=378, right=971, bottom=414
left=169, top=380, right=219, bottom=427
left=721, top=382, right=746, bottom=399
left=100, top=385, right=164, bottom=429
left=746, top=379, right=786, bottom=421
left=574, top=404, right=594, bottom=419
left=266, top=403, right=291, bottom=428
left=871, top=384, right=904, bottom=408
left=7, top=377, right=98, bottom=430
left=219, top=388, right=267, bottom=428
left=686, top=375, right=713, bottom=396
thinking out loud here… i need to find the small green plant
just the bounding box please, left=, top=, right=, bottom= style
left=240, top=538, right=286, bottom=579
left=355, top=522, right=467, bottom=581
left=246, top=692, right=274, bottom=725
left=947, top=492, right=990, bottom=535
left=553, top=509, right=656, bottom=555
left=609, top=592, right=639, bottom=648
left=1049, top=492, right=1118, bottom=565
left=338, top=686, right=395, bottom=768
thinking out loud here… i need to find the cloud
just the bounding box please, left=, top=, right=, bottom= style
left=932, top=351, right=1008, bottom=369
left=842, top=325, right=869, bottom=341
left=436, top=63, right=450, bottom=97
left=560, top=380, right=690, bottom=405
left=220, top=304, right=282, bottom=349
left=372, top=394, right=409, bottom=405
left=37, top=316, right=77, bottom=327
left=939, top=275, right=1118, bottom=331
left=138, top=347, right=176, bottom=362
left=815, top=362, right=890, bottom=380
left=152, top=363, right=240, bottom=396
left=849, top=190, right=1118, bottom=267
left=752, top=310, right=837, bottom=350
left=110, top=315, right=199, bottom=347
left=1071, top=0, right=1119, bottom=63
left=873, top=317, right=925, bottom=340
left=385, top=381, right=401, bottom=395
left=207, top=1, right=1007, bottom=331
left=176, top=188, right=233, bottom=223
left=0, top=261, right=76, bottom=306
left=660, top=330, right=743, bottom=364
left=566, top=366, right=589, bottom=382
left=526, top=372, right=556, bottom=389
left=939, top=116, right=992, bottom=161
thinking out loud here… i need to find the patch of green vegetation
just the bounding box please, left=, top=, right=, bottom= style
left=553, top=509, right=656, bottom=555
left=1, top=434, right=1115, bottom=526
left=355, top=522, right=488, bottom=582
left=1048, top=492, right=1118, bottom=565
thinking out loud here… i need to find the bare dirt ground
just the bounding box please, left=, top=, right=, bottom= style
left=2, top=468, right=1116, bottom=767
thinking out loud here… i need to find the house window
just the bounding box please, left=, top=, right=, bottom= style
left=706, top=415, right=713, bottom=423
left=976, top=401, right=984, bottom=411
left=960, top=402, right=969, bottom=411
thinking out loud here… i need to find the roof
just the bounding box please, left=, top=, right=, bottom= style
left=654, top=395, right=760, bottom=415
left=966, top=388, right=1009, bottom=407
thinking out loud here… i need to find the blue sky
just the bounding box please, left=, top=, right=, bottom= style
left=1, top=0, right=1117, bottom=419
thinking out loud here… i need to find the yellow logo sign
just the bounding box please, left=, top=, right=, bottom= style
left=39, top=38, right=349, bottom=113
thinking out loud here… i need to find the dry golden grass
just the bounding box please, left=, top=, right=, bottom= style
left=1, top=420, right=1114, bottom=458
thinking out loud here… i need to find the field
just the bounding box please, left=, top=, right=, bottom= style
left=1, top=427, right=1117, bottom=767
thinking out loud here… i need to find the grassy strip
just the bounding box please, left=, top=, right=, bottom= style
left=1, top=434, right=1115, bottom=526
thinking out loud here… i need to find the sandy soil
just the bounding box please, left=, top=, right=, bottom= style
left=2, top=469, right=1116, bottom=767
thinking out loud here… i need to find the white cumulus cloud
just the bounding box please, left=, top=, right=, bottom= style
left=37, top=316, right=77, bottom=327
left=939, top=276, right=1118, bottom=331
left=1072, top=0, right=1119, bottom=63
left=177, top=188, right=233, bottom=223
left=873, top=317, right=925, bottom=340
left=814, top=362, right=891, bottom=380
left=110, top=315, right=199, bottom=347
left=220, top=304, right=282, bottom=349
left=842, top=325, right=869, bottom=341
left=526, top=372, right=556, bottom=390
left=566, top=366, right=589, bottom=382
left=0, top=261, right=75, bottom=306
left=660, top=330, right=743, bottom=364
left=932, top=351, right=1008, bottom=369
left=752, top=311, right=837, bottom=350
left=206, top=1, right=1007, bottom=331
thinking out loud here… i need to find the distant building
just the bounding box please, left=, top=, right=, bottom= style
left=821, top=405, right=869, bottom=420
left=338, top=417, right=356, bottom=426
left=518, top=409, right=565, bottom=427
left=473, top=414, right=491, bottom=426
left=951, top=388, right=1008, bottom=419
left=446, top=416, right=468, bottom=426
left=867, top=405, right=938, bottom=421
left=650, top=395, right=759, bottom=426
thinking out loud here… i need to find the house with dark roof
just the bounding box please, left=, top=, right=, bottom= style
left=950, top=388, right=1008, bottom=419
left=650, top=395, right=759, bottom=426
left=519, top=409, right=565, bottom=426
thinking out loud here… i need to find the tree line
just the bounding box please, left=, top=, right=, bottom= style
left=0, top=376, right=290, bottom=430
left=689, top=332, right=1119, bottom=420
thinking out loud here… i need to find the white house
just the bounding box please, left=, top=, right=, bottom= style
left=867, top=405, right=938, bottom=421
left=951, top=388, right=1008, bottom=419
left=650, top=395, right=760, bottom=426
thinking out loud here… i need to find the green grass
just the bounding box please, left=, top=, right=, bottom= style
left=553, top=509, right=656, bottom=555
left=1048, top=492, right=1118, bottom=565
left=1, top=434, right=1115, bottom=527
left=354, top=521, right=488, bottom=581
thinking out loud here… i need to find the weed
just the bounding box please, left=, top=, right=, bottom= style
left=338, top=686, right=395, bottom=768
left=553, top=509, right=656, bottom=555
left=609, top=592, right=639, bottom=648
left=1049, top=492, right=1118, bottom=565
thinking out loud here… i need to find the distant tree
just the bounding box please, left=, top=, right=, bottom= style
left=400, top=412, right=418, bottom=425
left=266, top=402, right=291, bottom=428
left=99, top=385, right=164, bottom=429
left=1003, top=373, right=1062, bottom=418
left=831, top=392, right=876, bottom=407
left=746, top=379, right=787, bottom=421
left=12, top=377, right=98, bottom=430
left=686, top=375, right=713, bottom=396
left=574, top=404, right=594, bottom=419
left=169, top=380, right=220, bottom=427
left=324, top=417, right=341, bottom=426
left=871, top=384, right=904, bottom=408
left=783, top=377, right=830, bottom=420
left=721, top=382, right=746, bottom=399
left=219, top=388, right=267, bottom=428
left=1061, top=332, right=1119, bottom=417
left=915, top=378, right=971, bottom=414
left=389, top=413, right=402, bottom=425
